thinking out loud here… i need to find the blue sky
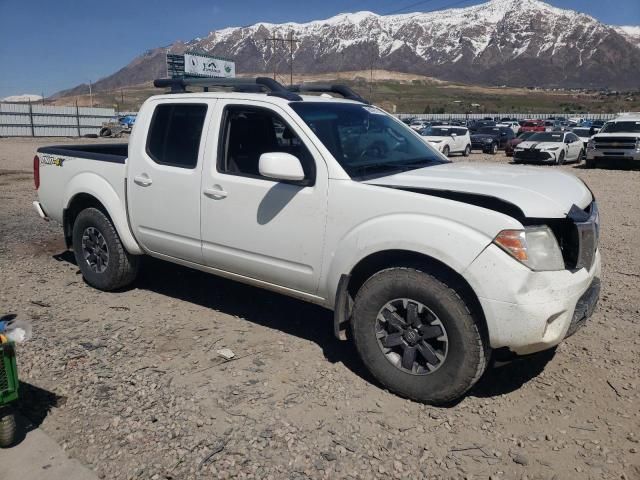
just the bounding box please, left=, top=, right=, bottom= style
left=0, top=0, right=638, bottom=98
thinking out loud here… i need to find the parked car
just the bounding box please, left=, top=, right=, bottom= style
left=409, top=119, right=430, bottom=131
left=467, top=119, right=496, bottom=133
left=513, top=131, right=584, bottom=164
left=571, top=127, right=596, bottom=153
left=520, top=120, right=545, bottom=133
left=591, top=120, right=606, bottom=132
left=32, top=77, right=601, bottom=405
left=497, top=121, right=520, bottom=135
left=420, top=126, right=472, bottom=157
left=470, top=126, right=515, bottom=154
left=585, top=114, right=640, bottom=168
left=505, top=131, right=536, bottom=156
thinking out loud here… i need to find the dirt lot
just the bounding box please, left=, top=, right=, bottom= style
left=1, top=137, right=639, bottom=480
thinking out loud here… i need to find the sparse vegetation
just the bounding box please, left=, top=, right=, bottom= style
left=48, top=70, right=640, bottom=114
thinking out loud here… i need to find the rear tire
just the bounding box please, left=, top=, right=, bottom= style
left=351, top=267, right=489, bottom=405
left=99, top=128, right=112, bottom=138
left=72, top=208, right=139, bottom=291
left=463, top=145, right=471, bottom=157
left=0, top=411, right=16, bottom=448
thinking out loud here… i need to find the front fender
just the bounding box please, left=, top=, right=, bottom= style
left=64, top=172, right=142, bottom=255
left=323, top=213, right=492, bottom=306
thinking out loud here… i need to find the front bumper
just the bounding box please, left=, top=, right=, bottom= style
left=586, top=149, right=640, bottom=161
left=464, top=245, right=601, bottom=355
left=513, top=149, right=556, bottom=163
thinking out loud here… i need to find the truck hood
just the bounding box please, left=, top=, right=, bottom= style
left=593, top=132, right=640, bottom=139
left=363, top=162, right=592, bottom=219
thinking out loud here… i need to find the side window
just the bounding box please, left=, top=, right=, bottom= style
left=218, top=105, right=315, bottom=183
left=146, top=104, right=207, bottom=169
left=455, top=128, right=467, bottom=136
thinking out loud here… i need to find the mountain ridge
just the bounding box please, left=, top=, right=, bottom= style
left=53, top=0, right=640, bottom=98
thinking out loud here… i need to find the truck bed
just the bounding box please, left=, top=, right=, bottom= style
left=37, top=143, right=128, bottom=164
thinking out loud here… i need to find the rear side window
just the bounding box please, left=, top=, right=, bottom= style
left=146, top=104, right=207, bottom=168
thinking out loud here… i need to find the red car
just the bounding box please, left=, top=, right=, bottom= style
left=505, top=131, right=536, bottom=156
left=520, top=120, right=545, bottom=133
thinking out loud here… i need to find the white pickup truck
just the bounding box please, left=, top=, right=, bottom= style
left=33, top=78, right=601, bottom=404
left=586, top=113, right=640, bottom=168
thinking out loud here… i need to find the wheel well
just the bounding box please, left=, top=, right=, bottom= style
left=344, top=250, right=488, bottom=340
left=63, top=194, right=110, bottom=248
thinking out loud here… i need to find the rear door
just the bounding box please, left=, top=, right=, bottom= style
left=127, top=99, right=213, bottom=263
left=200, top=100, right=328, bottom=294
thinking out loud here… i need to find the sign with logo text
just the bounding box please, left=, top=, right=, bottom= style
left=184, top=53, right=235, bottom=78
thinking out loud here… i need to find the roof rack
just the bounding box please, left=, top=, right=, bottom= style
left=153, top=77, right=302, bottom=101
left=287, top=83, right=369, bottom=104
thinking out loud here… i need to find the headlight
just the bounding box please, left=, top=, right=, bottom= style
left=587, top=139, right=595, bottom=150
left=546, top=147, right=559, bottom=151
left=484, top=138, right=493, bottom=143
left=430, top=140, right=442, bottom=143
left=636, top=138, right=640, bottom=151
left=494, top=226, right=564, bottom=271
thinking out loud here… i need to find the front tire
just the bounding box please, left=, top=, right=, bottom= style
left=490, top=143, right=498, bottom=155
left=72, top=208, right=139, bottom=291
left=463, top=145, right=471, bottom=157
left=0, top=411, right=16, bottom=448
left=557, top=151, right=565, bottom=165
left=441, top=145, right=450, bottom=157
left=351, top=267, right=489, bottom=404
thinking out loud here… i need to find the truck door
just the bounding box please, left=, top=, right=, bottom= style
left=127, top=100, right=213, bottom=263
left=200, top=101, right=328, bottom=294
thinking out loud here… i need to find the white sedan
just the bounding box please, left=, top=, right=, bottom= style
left=513, top=131, right=584, bottom=164
left=420, top=126, right=472, bottom=157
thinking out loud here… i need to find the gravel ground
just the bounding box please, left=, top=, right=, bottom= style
left=1, top=137, right=639, bottom=480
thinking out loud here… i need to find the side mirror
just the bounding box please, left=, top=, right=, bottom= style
left=451, top=133, right=457, bottom=138
left=259, top=152, right=305, bottom=182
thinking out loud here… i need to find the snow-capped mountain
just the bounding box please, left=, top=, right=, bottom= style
left=55, top=0, right=640, bottom=97
left=616, top=26, right=640, bottom=48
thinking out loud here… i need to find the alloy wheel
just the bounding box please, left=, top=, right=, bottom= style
left=375, top=298, right=449, bottom=375
left=81, top=227, right=109, bottom=273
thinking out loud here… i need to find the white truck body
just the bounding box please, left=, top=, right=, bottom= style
left=586, top=113, right=640, bottom=166
left=33, top=83, right=601, bottom=402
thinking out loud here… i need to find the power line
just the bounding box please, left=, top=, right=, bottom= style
left=264, top=30, right=300, bottom=86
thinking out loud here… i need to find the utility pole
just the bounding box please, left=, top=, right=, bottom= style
left=88, top=80, right=93, bottom=107
left=121, top=89, right=124, bottom=111
left=265, top=30, right=300, bottom=85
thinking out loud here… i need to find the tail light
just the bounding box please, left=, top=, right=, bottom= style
left=33, top=155, right=40, bottom=190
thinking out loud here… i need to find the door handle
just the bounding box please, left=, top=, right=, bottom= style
left=203, top=186, right=228, bottom=199
left=134, top=175, right=153, bottom=187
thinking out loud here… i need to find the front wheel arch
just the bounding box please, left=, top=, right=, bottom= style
left=334, top=250, right=489, bottom=344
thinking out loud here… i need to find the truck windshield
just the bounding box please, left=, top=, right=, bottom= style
left=599, top=121, right=640, bottom=134
left=290, top=102, right=447, bottom=178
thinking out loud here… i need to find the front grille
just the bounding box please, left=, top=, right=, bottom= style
left=514, top=149, right=551, bottom=161
left=543, top=202, right=599, bottom=270
left=0, top=359, right=7, bottom=393
left=594, top=137, right=637, bottom=150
